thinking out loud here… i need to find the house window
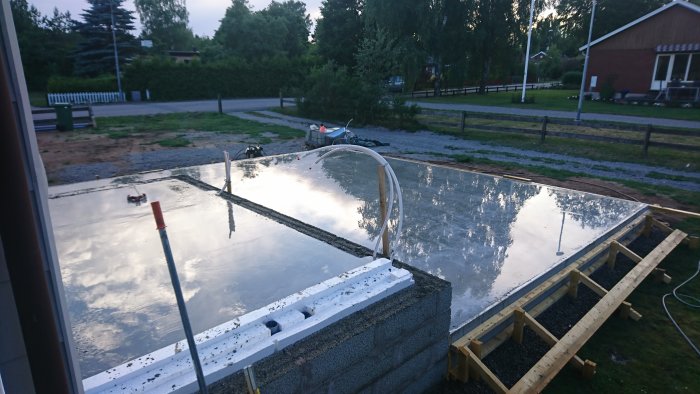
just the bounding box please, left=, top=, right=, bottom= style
left=654, top=55, right=671, bottom=81
left=688, top=54, right=700, bottom=81
left=671, top=54, right=689, bottom=80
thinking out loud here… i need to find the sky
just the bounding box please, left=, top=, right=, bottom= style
left=29, top=0, right=325, bottom=38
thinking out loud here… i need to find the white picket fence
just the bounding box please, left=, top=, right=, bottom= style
left=47, top=91, right=125, bottom=105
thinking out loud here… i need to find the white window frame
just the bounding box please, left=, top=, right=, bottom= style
left=651, top=53, right=700, bottom=89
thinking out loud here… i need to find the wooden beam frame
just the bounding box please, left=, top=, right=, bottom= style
left=509, top=229, right=687, bottom=393
left=649, top=205, right=700, bottom=219
left=458, top=346, right=508, bottom=394
left=448, top=214, right=647, bottom=382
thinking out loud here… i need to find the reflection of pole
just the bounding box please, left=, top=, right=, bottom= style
left=109, top=0, right=123, bottom=101
left=576, top=0, right=597, bottom=122
left=377, top=165, right=390, bottom=257
left=521, top=0, right=536, bottom=103
left=227, top=201, right=236, bottom=239
left=556, top=211, right=565, bottom=256
left=150, top=202, right=209, bottom=394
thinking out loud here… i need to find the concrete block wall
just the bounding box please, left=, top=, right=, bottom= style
left=208, top=262, right=451, bottom=394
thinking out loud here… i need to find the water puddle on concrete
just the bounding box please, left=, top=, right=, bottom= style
left=188, top=151, right=646, bottom=331
left=49, top=178, right=366, bottom=377
left=50, top=150, right=646, bottom=377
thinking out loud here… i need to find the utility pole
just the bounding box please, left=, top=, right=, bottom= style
left=576, top=0, right=597, bottom=122
left=521, top=0, right=537, bottom=103
left=109, top=0, right=123, bottom=102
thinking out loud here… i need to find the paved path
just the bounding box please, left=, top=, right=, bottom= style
left=230, top=110, right=700, bottom=192
left=91, top=98, right=281, bottom=117
left=410, top=101, right=700, bottom=129
left=87, top=95, right=700, bottom=130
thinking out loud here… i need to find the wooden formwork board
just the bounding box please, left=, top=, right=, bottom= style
left=450, top=213, right=647, bottom=371
left=448, top=214, right=687, bottom=392
left=509, top=229, right=687, bottom=393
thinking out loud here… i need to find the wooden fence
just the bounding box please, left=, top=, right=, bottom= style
left=408, top=82, right=562, bottom=99
left=418, top=109, right=700, bottom=154
left=32, top=105, right=95, bottom=131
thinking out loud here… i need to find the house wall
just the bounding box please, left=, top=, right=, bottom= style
left=586, top=5, right=700, bottom=94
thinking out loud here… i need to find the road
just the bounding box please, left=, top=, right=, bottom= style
left=89, top=97, right=282, bottom=117
left=409, top=101, right=700, bottom=129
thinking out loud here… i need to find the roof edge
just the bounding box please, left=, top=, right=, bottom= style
left=579, top=1, right=700, bottom=52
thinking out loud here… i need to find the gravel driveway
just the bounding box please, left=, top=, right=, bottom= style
left=230, top=111, right=700, bottom=193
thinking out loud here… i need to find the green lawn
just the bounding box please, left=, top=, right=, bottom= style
left=28, top=91, right=47, bottom=107
left=417, top=89, right=700, bottom=121
left=94, top=112, right=304, bottom=141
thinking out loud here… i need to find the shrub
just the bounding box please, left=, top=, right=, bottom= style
left=123, top=56, right=309, bottom=101
left=47, top=75, right=117, bottom=92
left=561, top=71, right=582, bottom=89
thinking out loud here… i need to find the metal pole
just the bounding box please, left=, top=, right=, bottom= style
left=521, top=0, right=537, bottom=103
left=150, top=202, right=208, bottom=394
left=576, top=0, right=597, bottom=122
left=109, top=0, right=123, bottom=102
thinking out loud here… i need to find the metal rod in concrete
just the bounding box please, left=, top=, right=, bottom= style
left=576, top=0, right=597, bottom=122
left=224, top=150, right=232, bottom=194
left=377, top=165, right=390, bottom=257
left=150, top=201, right=208, bottom=394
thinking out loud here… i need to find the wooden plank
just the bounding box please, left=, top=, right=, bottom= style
left=510, top=229, right=687, bottom=393
left=516, top=309, right=586, bottom=371
left=568, top=270, right=581, bottom=298
left=576, top=270, right=643, bottom=319
left=611, top=241, right=642, bottom=263
left=452, top=214, right=646, bottom=352
left=376, top=166, right=390, bottom=257
left=650, top=218, right=674, bottom=234
left=606, top=242, right=618, bottom=269
left=653, top=268, right=672, bottom=284
left=458, top=346, right=508, bottom=394
left=650, top=205, right=700, bottom=220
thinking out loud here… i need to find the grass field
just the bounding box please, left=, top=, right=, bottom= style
left=419, top=112, right=700, bottom=172
left=416, top=89, right=700, bottom=121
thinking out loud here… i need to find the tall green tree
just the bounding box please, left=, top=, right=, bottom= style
left=134, top=0, right=194, bottom=51
left=74, top=0, right=137, bottom=77
left=10, top=0, right=79, bottom=89
left=314, top=0, right=364, bottom=68
left=214, top=0, right=310, bottom=59
left=555, top=0, right=667, bottom=56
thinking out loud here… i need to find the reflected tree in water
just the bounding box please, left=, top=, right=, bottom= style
left=551, top=190, right=638, bottom=229
left=320, top=157, right=540, bottom=299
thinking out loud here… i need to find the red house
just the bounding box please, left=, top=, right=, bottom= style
left=581, top=0, right=700, bottom=99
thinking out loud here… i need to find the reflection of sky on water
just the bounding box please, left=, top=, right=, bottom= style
left=190, top=152, right=645, bottom=330
left=49, top=179, right=365, bottom=377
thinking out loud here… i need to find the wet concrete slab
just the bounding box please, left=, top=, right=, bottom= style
left=49, top=178, right=368, bottom=377
left=50, top=149, right=646, bottom=378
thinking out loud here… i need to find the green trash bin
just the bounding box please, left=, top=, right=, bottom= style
left=53, top=103, right=73, bottom=131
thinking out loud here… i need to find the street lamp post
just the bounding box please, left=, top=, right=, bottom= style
left=521, top=0, right=537, bottom=103
left=109, top=0, right=123, bottom=102
left=576, top=0, right=597, bottom=122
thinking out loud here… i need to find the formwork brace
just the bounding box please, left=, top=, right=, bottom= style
left=510, top=229, right=687, bottom=393
left=448, top=214, right=690, bottom=393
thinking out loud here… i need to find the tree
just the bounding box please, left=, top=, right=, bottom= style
left=314, top=0, right=364, bottom=68
left=10, top=1, right=79, bottom=90
left=74, top=0, right=137, bottom=77
left=214, top=0, right=310, bottom=59
left=555, top=0, right=667, bottom=56
left=134, top=0, right=194, bottom=51
left=467, top=0, right=542, bottom=93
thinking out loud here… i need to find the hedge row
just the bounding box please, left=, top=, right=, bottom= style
left=123, top=57, right=309, bottom=101
left=47, top=75, right=117, bottom=93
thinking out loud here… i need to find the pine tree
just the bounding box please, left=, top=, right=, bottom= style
left=74, top=0, right=137, bottom=77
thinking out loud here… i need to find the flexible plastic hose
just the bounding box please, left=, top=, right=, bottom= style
left=312, top=145, right=404, bottom=260
left=662, top=259, right=700, bottom=357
